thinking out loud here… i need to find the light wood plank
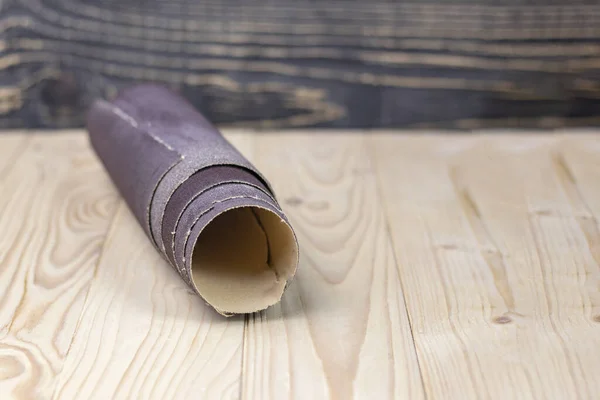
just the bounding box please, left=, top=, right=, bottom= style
left=51, top=203, right=244, bottom=400
left=372, top=133, right=600, bottom=399
left=0, top=133, right=30, bottom=180
left=241, top=132, right=424, bottom=400
left=51, top=132, right=254, bottom=400
left=3, top=129, right=600, bottom=400
left=0, top=133, right=118, bottom=399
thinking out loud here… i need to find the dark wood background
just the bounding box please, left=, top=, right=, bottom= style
left=2, top=0, right=600, bottom=130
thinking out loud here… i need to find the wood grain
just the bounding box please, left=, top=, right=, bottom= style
left=2, top=0, right=600, bottom=129
left=371, top=132, right=600, bottom=399
left=50, top=132, right=253, bottom=400
left=241, top=133, right=424, bottom=400
left=2, top=130, right=600, bottom=399
left=0, top=133, right=118, bottom=399
left=51, top=203, right=245, bottom=400
left=0, top=134, right=30, bottom=180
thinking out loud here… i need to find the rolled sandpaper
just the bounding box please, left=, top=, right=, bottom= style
left=86, top=84, right=299, bottom=316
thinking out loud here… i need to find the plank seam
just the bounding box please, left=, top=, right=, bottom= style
left=240, top=313, right=250, bottom=400
left=365, top=133, right=428, bottom=399
left=49, top=199, right=123, bottom=400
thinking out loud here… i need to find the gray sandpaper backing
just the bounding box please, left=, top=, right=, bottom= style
left=87, top=84, right=299, bottom=316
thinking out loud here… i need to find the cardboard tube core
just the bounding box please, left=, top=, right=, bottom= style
left=191, top=206, right=298, bottom=314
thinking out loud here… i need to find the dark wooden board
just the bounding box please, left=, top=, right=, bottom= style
left=2, top=0, right=600, bottom=130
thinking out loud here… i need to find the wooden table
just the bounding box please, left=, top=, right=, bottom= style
left=1, top=130, right=600, bottom=399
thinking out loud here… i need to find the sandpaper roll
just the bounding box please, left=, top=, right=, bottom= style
left=86, top=84, right=299, bottom=316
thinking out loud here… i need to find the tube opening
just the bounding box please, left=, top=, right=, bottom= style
left=190, top=206, right=297, bottom=314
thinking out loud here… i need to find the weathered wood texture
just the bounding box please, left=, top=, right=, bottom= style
left=2, top=0, right=600, bottom=130
left=1, top=130, right=600, bottom=400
